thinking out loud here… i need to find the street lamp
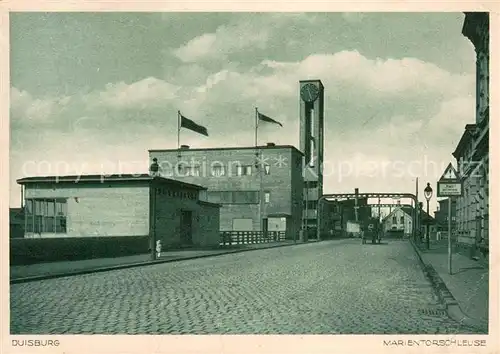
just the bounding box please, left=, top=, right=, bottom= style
left=424, top=182, right=433, bottom=250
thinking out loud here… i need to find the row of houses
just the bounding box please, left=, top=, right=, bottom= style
left=449, top=12, right=489, bottom=256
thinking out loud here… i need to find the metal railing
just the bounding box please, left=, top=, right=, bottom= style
left=220, top=231, right=286, bottom=246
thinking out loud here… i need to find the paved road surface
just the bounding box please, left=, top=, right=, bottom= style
left=10, top=239, right=481, bottom=334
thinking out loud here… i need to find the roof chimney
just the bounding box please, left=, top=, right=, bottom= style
left=266, top=142, right=276, bottom=147
left=180, top=145, right=190, bottom=149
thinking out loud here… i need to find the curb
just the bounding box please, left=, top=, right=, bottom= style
left=11, top=240, right=318, bottom=284
left=409, top=240, right=487, bottom=332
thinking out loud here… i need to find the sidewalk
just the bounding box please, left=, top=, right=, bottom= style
left=10, top=240, right=311, bottom=283
left=413, top=239, right=489, bottom=331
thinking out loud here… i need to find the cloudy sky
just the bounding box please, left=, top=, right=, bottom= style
left=10, top=12, right=476, bottom=210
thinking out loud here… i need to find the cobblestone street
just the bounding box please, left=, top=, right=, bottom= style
left=10, top=239, right=482, bottom=334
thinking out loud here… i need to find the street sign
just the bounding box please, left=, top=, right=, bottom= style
left=436, top=163, right=460, bottom=276
left=437, top=182, right=462, bottom=196
left=437, top=163, right=463, bottom=197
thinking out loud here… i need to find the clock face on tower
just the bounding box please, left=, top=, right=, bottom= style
left=300, top=83, right=320, bottom=103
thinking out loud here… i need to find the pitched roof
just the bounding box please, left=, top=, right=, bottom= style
left=382, top=207, right=413, bottom=222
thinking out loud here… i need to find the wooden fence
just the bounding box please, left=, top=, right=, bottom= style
left=220, top=231, right=286, bottom=246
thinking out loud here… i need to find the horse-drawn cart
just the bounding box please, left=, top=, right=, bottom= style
left=361, top=221, right=382, bottom=244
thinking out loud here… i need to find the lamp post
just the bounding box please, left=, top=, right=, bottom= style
left=424, top=182, right=433, bottom=250
left=418, top=202, right=423, bottom=242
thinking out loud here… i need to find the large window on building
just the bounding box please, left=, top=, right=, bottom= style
left=26, top=198, right=67, bottom=233
left=206, top=191, right=259, bottom=204
left=309, top=139, right=315, bottom=167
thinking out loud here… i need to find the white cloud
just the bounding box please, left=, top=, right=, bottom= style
left=94, top=77, right=179, bottom=109
left=276, top=52, right=474, bottom=98
left=426, top=96, right=475, bottom=140
left=173, top=21, right=270, bottom=63
left=10, top=87, right=72, bottom=123
left=173, top=33, right=217, bottom=63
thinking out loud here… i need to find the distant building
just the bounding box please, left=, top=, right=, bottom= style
left=321, top=197, right=370, bottom=238
left=17, top=174, right=221, bottom=249
left=382, top=207, right=413, bottom=237
left=382, top=206, right=435, bottom=239
left=460, top=12, right=489, bottom=255
left=434, top=198, right=457, bottom=233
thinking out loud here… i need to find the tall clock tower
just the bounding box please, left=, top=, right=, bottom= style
left=299, top=80, right=324, bottom=237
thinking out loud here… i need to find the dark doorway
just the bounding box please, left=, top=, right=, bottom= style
left=180, top=210, right=193, bottom=245
left=262, top=218, right=269, bottom=240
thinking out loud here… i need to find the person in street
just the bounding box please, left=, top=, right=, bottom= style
left=149, top=158, right=161, bottom=177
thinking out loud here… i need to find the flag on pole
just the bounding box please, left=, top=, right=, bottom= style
left=179, top=113, right=209, bottom=136
left=257, top=111, right=283, bottom=127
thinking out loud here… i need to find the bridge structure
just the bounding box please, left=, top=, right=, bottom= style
left=317, top=191, right=421, bottom=241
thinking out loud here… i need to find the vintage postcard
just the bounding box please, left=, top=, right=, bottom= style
left=1, top=1, right=498, bottom=354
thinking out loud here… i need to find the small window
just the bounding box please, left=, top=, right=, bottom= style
left=400, top=216, right=404, bottom=224
left=392, top=216, right=397, bottom=225
left=305, top=181, right=318, bottom=189
left=264, top=192, right=270, bottom=203
left=186, top=166, right=200, bottom=176
left=303, top=200, right=316, bottom=209
left=211, top=165, right=226, bottom=177
left=264, top=164, right=270, bottom=175
left=237, top=165, right=252, bottom=176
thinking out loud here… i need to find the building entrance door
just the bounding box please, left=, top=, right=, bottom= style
left=180, top=210, right=193, bottom=245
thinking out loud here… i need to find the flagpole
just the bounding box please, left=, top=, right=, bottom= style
left=255, top=107, right=258, bottom=147
left=177, top=111, right=181, bottom=149
left=255, top=107, right=264, bottom=238
left=415, top=177, right=419, bottom=242
left=177, top=111, right=181, bottom=161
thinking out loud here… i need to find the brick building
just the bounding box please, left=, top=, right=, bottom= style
left=17, top=174, right=221, bottom=249
left=459, top=12, right=489, bottom=255
left=149, top=144, right=304, bottom=241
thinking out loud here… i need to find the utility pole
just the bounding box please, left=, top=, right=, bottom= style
left=377, top=197, right=381, bottom=220
left=354, top=188, right=359, bottom=222
left=448, top=197, right=452, bottom=274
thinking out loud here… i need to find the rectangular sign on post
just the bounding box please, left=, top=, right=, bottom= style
left=437, top=163, right=463, bottom=276
left=437, top=181, right=463, bottom=197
